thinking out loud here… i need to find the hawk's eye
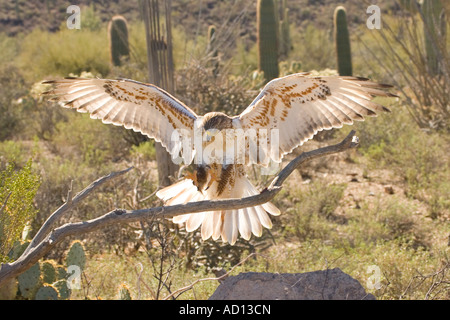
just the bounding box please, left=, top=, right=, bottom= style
left=205, top=129, right=219, bottom=142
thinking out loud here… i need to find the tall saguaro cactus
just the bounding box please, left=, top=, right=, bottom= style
left=333, top=6, right=352, bottom=76
left=108, top=15, right=130, bottom=67
left=279, top=0, right=291, bottom=59
left=207, top=25, right=219, bottom=76
left=257, top=0, right=279, bottom=82
left=141, top=0, right=178, bottom=187
left=422, top=0, right=446, bottom=76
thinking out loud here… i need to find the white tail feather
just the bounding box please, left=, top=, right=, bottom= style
left=212, top=211, right=222, bottom=241
left=238, top=208, right=252, bottom=241
left=156, top=176, right=281, bottom=245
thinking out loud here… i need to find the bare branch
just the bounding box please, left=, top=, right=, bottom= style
left=22, top=167, right=134, bottom=256
left=0, top=131, right=358, bottom=287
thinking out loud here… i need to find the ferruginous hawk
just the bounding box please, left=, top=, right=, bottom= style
left=42, top=72, right=397, bottom=245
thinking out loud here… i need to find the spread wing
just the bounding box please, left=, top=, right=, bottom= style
left=237, top=73, right=397, bottom=166
left=42, top=77, right=199, bottom=163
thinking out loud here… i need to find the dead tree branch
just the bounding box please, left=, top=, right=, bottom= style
left=22, top=167, right=134, bottom=257
left=0, top=130, right=358, bottom=288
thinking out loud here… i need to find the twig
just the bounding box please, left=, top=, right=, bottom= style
left=134, top=262, right=157, bottom=300
left=0, top=191, right=12, bottom=217
left=139, top=187, right=161, bottom=203
left=0, top=131, right=358, bottom=287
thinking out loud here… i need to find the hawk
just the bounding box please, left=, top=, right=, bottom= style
left=42, top=73, right=397, bottom=245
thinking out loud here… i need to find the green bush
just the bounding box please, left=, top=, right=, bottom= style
left=0, top=63, right=28, bottom=141
left=289, top=24, right=335, bottom=71
left=0, top=160, right=41, bottom=263
left=281, top=180, right=346, bottom=242
left=131, top=141, right=156, bottom=161
left=340, top=102, right=449, bottom=219
left=0, top=140, right=29, bottom=167
left=51, top=112, right=129, bottom=168
left=17, top=28, right=110, bottom=82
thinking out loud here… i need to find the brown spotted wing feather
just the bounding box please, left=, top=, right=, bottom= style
left=43, top=77, right=198, bottom=162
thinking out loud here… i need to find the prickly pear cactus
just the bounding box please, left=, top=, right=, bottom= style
left=41, top=260, right=57, bottom=284
left=7, top=240, right=30, bottom=261
left=118, top=283, right=132, bottom=300
left=66, top=240, right=86, bottom=271
left=18, top=262, right=41, bottom=299
left=53, top=280, right=71, bottom=300
left=56, top=265, right=68, bottom=280
left=12, top=250, right=77, bottom=300
left=35, top=285, right=58, bottom=300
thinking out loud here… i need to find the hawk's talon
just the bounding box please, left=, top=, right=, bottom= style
left=206, top=167, right=219, bottom=191
left=185, top=170, right=198, bottom=186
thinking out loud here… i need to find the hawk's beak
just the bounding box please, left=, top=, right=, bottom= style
left=205, top=130, right=213, bottom=142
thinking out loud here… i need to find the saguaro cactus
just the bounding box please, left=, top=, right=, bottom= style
left=398, top=0, right=419, bottom=13
left=118, top=283, right=132, bottom=300
left=108, top=15, right=130, bottom=67
left=279, top=0, right=291, bottom=58
left=422, top=0, right=446, bottom=76
left=207, top=25, right=217, bottom=50
left=333, top=6, right=352, bottom=76
left=141, top=0, right=178, bottom=188
left=207, top=25, right=219, bottom=76
left=257, top=0, right=279, bottom=81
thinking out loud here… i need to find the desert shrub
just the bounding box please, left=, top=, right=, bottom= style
left=0, top=160, right=41, bottom=262
left=280, top=180, right=346, bottom=242
left=50, top=112, right=130, bottom=168
left=341, top=102, right=449, bottom=219
left=82, top=4, right=103, bottom=32
left=0, top=63, right=28, bottom=141
left=0, top=33, right=19, bottom=63
left=289, top=24, right=335, bottom=72
left=354, top=9, right=449, bottom=130
left=343, top=195, right=438, bottom=250
left=175, top=63, right=257, bottom=117
left=0, top=140, right=36, bottom=169
left=17, top=28, right=110, bottom=82
left=130, top=141, right=156, bottom=162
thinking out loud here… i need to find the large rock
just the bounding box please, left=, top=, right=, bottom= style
left=209, top=268, right=375, bottom=300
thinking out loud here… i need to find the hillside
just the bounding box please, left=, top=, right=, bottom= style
left=0, top=0, right=401, bottom=36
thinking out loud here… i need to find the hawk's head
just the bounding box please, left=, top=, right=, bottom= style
left=201, top=112, right=233, bottom=142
